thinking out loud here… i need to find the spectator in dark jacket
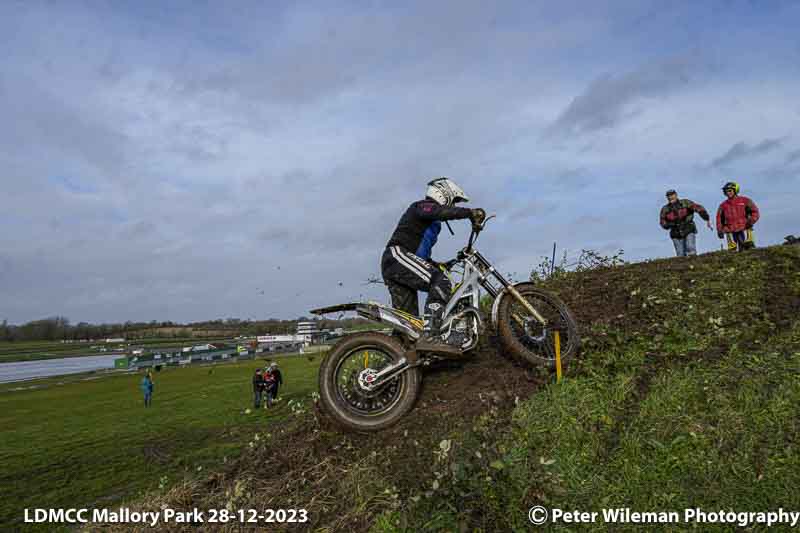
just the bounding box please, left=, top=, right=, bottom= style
left=268, top=362, right=283, bottom=400
left=660, top=189, right=712, bottom=256
left=716, top=182, right=759, bottom=251
left=252, top=369, right=264, bottom=409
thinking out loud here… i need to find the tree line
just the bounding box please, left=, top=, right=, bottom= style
left=0, top=316, right=367, bottom=342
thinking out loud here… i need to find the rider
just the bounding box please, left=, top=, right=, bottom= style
left=716, top=181, right=759, bottom=251
left=382, top=177, right=485, bottom=347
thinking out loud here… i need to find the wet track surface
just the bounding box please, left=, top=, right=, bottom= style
left=0, top=354, right=121, bottom=383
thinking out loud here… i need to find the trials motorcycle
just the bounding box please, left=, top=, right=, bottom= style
left=311, top=215, right=579, bottom=431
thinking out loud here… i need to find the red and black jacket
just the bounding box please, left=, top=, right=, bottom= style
left=716, top=195, right=759, bottom=234
left=660, top=199, right=710, bottom=239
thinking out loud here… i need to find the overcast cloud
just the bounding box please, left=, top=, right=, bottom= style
left=1, top=0, right=799, bottom=324
left=708, top=138, right=786, bottom=169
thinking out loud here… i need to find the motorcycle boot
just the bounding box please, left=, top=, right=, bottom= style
left=416, top=302, right=461, bottom=356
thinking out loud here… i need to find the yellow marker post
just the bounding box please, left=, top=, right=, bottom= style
left=364, top=351, right=369, bottom=369
left=554, top=331, right=562, bottom=383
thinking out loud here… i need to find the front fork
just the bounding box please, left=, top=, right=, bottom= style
left=471, top=250, right=548, bottom=328
left=506, top=285, right=548, bottom=326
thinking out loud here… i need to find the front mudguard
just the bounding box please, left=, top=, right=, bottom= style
left=490, top=282, right=538, bottom=332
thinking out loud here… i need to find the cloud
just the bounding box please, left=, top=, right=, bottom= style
left=507, top=201, right=556, bottom=222
left=545, top=56, right=697, bottom=138
left=754, top=146, right=800, bottom=183
left=1, top=2, right=799, bottom=324
left=785, top=149, right=800, bottom=165
left=708, top=138, right=786, bottom=169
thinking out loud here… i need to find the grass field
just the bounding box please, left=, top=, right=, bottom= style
left=0, top=354, right=323, bottom=531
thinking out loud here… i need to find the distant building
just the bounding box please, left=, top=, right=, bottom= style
left=257, top=335, right=297, bottom=343
left=297, top=321, right=319, bottom=342
left=105, top=338, right=125, bottom=343
left=256, top=334, right=307, bottom=352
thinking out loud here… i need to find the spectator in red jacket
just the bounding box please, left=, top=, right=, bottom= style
left=716, top=182, right=759, bottom=251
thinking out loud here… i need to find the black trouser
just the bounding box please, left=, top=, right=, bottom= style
left=381, top=246, right=451, bottom=318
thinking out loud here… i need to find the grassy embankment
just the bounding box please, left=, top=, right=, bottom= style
left=0, top=354, right=323, bottom=531
left=372, top=245, right=800, bottom=531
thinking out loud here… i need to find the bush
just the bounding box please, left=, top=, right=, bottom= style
left=530, top=248, right=627, bottom=282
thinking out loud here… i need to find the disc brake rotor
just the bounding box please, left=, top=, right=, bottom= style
left=337, top=354, right=400, bottom=414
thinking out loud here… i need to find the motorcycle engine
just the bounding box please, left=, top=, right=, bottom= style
left=442, top=312, right=478, bottom=350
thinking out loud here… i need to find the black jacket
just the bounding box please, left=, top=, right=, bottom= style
left=252, top=373, right=264, bottom=392
left=386, top=199, right=472, bottom=252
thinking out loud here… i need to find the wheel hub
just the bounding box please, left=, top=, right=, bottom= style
left=357, top=368, right=379, bottom=391
left=522, top=317, right=547, bottom=343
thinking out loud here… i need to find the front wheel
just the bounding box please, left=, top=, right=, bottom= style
left=318, top=332, right=421, bottom=432
left=496, top=283, right=580, bottom=368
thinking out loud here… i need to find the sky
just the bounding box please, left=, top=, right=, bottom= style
left=1, top=0, right=799, bottom=325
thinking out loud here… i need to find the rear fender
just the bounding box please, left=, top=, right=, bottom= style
left=311, top=302, right=422, bottom=339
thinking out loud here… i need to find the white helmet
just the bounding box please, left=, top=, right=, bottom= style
left=426, top=177, right=470, bottom=207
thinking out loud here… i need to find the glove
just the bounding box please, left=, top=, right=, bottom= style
left=470, top=208, right=486, bottom=230
left=717, top=231, right=724, bottom=239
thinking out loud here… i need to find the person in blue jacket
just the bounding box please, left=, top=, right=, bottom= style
left=141, top=372, right=154, bottom=407
left=381, top=177, right=484, bottom=347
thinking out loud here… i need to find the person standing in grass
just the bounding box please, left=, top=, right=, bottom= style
left=659, top=189, right=712, bottom=256
left=141, top=372, right=154, bottom=407
left=252, top=369, right=264, bottom=409
left=268, top=362, right=283, bottom=401
left=262, top=367, right=276, bottom=408
left=716, top=181, right=759, bottom=251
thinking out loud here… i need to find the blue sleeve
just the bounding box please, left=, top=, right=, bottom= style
left=416, top=221, right=441, bottom=260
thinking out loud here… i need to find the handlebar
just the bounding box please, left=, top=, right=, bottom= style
left=466, top=213, right=495, bottom=251
left=438, top=213, right=495, bottom=271
left=438, top=215, right=497, bottom=272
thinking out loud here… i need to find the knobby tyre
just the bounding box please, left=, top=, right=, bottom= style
left=496, top=282, right=580, bottom=368
left=318, top=331, right=421, bottom=432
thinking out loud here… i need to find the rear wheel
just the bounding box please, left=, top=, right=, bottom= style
left=496, top=283, right=580, bottom=368
left=318, top=332, right=421, bottom=432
